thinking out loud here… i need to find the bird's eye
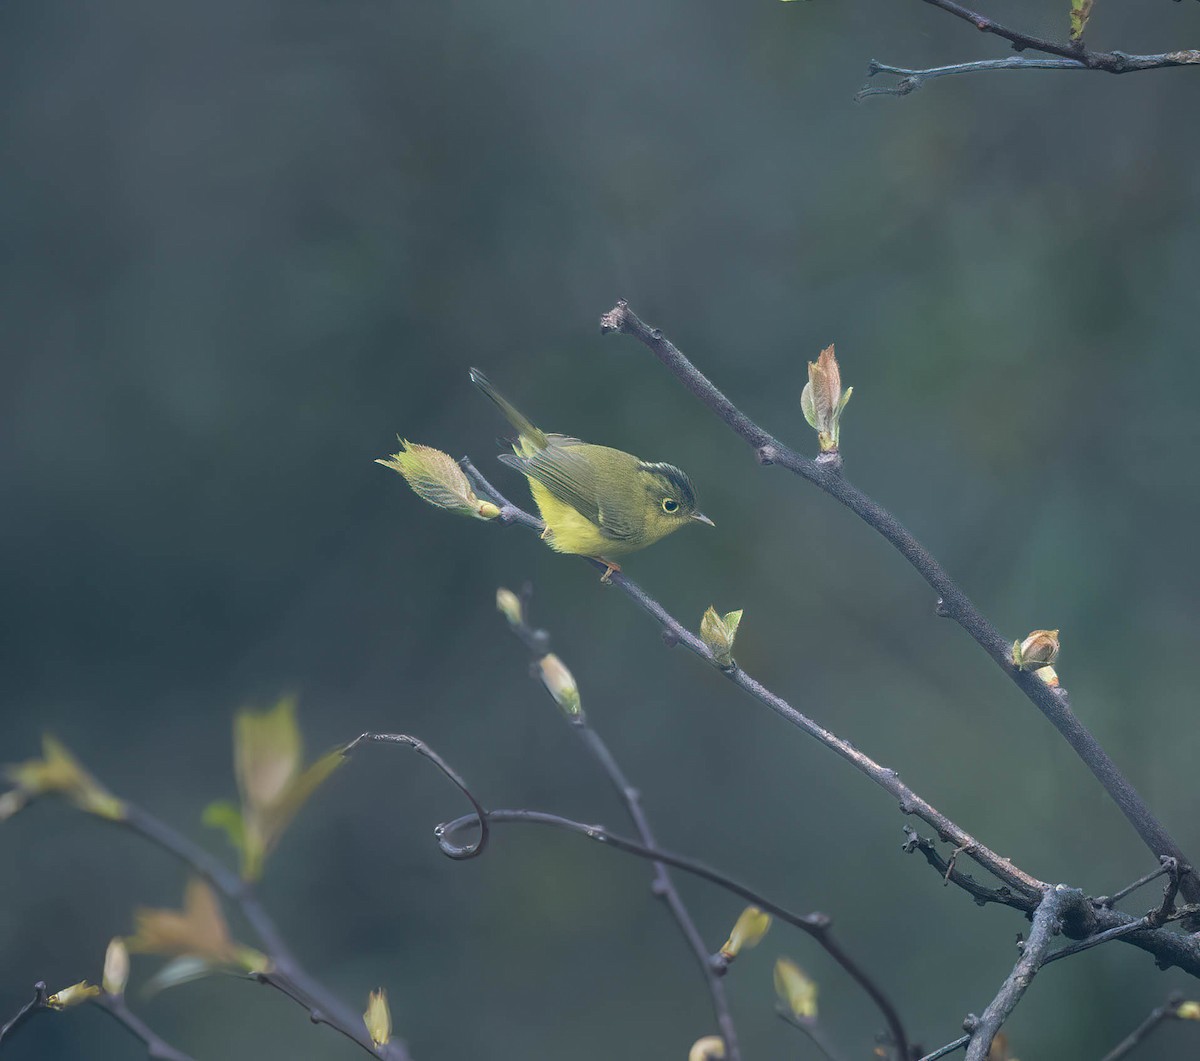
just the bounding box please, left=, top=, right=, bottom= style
left=661, top=498, right=679, bottom=513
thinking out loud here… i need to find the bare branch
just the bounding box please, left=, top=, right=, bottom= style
left=856, top=0, right=1200, bottom=97
left=598, top=300, right=1200, bottom=907
left=963, top=886, right=1072, bottom=1060
left=497, top=589, right=741, bottom=1061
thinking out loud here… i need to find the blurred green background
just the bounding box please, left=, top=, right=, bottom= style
left=3, top=1, right=1200, bottom=1058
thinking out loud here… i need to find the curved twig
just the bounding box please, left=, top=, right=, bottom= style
left=344, top=732, right=489, bottom=859
left=438, top=807, right=911, bottom=1058
left=598, top=299, right=1199, bottom=907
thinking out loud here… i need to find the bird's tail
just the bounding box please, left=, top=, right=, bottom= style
left=469, top=368, right=548, bottom=451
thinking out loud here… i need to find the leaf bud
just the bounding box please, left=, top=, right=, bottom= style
left=800, top=345, right=851, bottom=453
left=774, top=957, right=818, bottom=1020
left=363, top=988, right=392, bottom=1048
left=1177, top=1001, right=1200, bottom=1021
left=496, top=587, right=524, bottom=628
left=102, top=937, right=130, bottom=996
left=537, top=654, right=584, bottom=722
left=700, top=606, right=743, bottom=669
left=719, top=906, right=771, bottom=960
left=1012, top=629, right=1060, bottom=685
left=46, top=981, right=100, bottom=1010
left=688, top=1036, right=726, bottom=1061
left=377, top=441, right=501, bottom=520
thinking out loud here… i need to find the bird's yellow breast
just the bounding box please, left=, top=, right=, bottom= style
left=528, top=480, right=637, bottom=557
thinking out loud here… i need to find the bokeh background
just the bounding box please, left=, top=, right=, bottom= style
left=3, top=1, right=1200, bottom=1058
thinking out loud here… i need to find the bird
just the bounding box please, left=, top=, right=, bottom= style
left=470, top=368, right=713, bottom=581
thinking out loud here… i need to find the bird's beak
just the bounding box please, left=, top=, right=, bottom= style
left=691, top=512, right=715, bottom=527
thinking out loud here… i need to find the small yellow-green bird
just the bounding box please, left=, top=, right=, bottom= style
left=470, top=368, right=713, bottom=580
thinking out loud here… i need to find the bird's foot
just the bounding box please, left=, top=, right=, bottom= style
left=596, top=558, right=622, bottom=584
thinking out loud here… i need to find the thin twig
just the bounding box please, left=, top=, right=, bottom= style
left=916, top=1035, right=969, bottom=1061
left=252, top=970, right=380, bottom=1060
left=856, top=0, right=1200, bottom=97
left=462, top=456, right=1200, bottom=979
left=1100, top=993, right=1187, bottom=1061
left=598, top=300, right=1200, bottom=908
left=1097, top=861, right=1173, bottom=910
left=92, top=993, right=195, bottom=1061
left=963, top=886, right=1072, bottom=1060
left=498, top=592, right=741, bottom=1061
left=0, top=982, right=49, bottom=1046
left=438, top=806, right=911, bottom=1057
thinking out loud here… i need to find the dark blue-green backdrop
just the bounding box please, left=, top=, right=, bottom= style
left=3, top=1, right=1200, bottom=1057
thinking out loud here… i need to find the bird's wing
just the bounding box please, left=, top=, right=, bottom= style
left=499, top=443, right=638, bottom=541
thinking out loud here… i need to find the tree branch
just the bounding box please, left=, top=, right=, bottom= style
left=461, top=460, right=1200, bottom=982
left=497, top=588, right=741, bottom=1061
left=598, top=300, right=1200, bottom=908
left=856, top=0, right=1200, bottom=97
left=962, top=885, right=1071, bottom=1060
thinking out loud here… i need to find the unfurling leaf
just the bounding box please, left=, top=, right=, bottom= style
left=1012, top=629, right=1060, bottom=686
left=800, top=345, right=850, bottom=452
left=126, top=878, right=269, bottom=977
left=103, top=937, right=130, bottom=996
left=377, top=441, right=501, bottom=520
left=496, top=587, right=524, bottom=627
left=45, top=982, right=100, bottom=1010
left=206, top=697, right=345, bottom=880
left=537, top=653, right=584, bottom=722
left=774, top=957, right=818, bottom=1020
left=364, top=988, right=392, bottom=1047
left=689, top=1036, right=726, bottom=1061
left=3, top=736, right=124, bottom=821
left=719, top=906, right=772, bottom=960
left=700, top=606, right=743, bottom=668
left=1069, top=0, right=1095, bottom=42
